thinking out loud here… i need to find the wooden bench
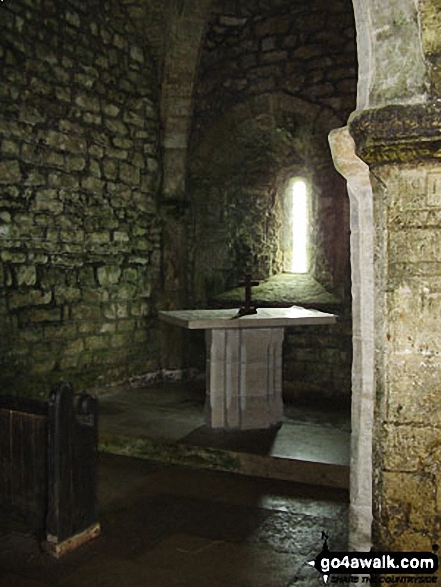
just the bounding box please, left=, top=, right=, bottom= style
left=0, top=382, right=100, bottom=557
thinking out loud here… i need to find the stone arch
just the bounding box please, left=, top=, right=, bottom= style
left=351, top=0, right=428, bottom=108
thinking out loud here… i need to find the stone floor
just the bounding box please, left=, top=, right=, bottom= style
left=0, top=453, right=349, bottom=587
left=98, top=381, right=351, bottom=489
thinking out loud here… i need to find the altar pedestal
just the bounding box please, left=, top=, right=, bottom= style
left=205, top=327, right=284, bottom=429
left=159, top=306, right=337, bottom=430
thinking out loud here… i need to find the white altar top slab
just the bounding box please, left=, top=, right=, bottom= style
left=159, top=306, right=337, bottom=431
left=158, top=306, right=336, bottom=330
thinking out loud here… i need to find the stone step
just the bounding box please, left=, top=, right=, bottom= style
left=99, top=429, right=349, bottom=490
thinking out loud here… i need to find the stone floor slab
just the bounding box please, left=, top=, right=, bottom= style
left=0, top=454, right=348, bottom=587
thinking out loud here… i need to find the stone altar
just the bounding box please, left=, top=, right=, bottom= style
left=159, top=306, right=337, bottom=430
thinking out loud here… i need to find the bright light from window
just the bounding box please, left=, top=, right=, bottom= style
left=291, top=180, right=308, bottom=273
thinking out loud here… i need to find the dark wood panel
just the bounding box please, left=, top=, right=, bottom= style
left=47, top=384, right=99, bottom=543
left=71, top=394, right=99, bottom=536
left=1, top=384, right=99, bottom=548
left=0, top=408, right=12, bottom=502
left=0, top=408, right=47, bottom=533
left=0, top=396, right=48, bottom=416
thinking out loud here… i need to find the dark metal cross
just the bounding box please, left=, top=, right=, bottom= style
left=237, top=274, right=259, bottom=316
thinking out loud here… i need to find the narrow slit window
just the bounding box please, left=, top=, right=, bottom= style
left=291, top=179, right=308, bottom=273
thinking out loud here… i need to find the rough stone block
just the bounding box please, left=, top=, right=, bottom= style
left=75, top=92, right=100, bottom=113
left=64, top=339, right=84, bottom=355
left=123, top=110, right=144, bottom=128
left=84, top=335, right=109, bottom=351
left=129, top=301, right=150, bottom=317
left=78, top=322, right=95, bottom=334
left=66, top=155, right=86, bottom=171
left=103, top=302, right=128, bottom=320
left=110, top=283, right=137, bottom=301
left=31, top=355, right=57, bottom=374
left=27, top=307, right=62, bottom=323
left=97, top=266, right=121, bottom=286
left=112, top=137, right=132, bottom=149
left=260, top=50, right=287, bottom=64
left=106, top=146, right=128, bottom=160
left=9, top=290, right=52, bottom=310
left=45, top=131, right=87, bottom=153
left=382, top=422, right=439, bottom=472
left=0, top=160, right=22, bottom=183
left=103, top=104, right=119, bottom=117
left=382, top=471, right=435, bottom=532
left=387, top=353, right=441, bottom=425
left=130, top=46, right=144, bottom=63
left=105, top=118, right=128, bottom=136
left=16, top=266, right=37, bottom=286
left=103, top=159, right=117, bottom=180
left=81, top=176, right=104, bottom=192
left=55, top=86, right=71, bottom=102
left=71, top=305, right=102, bottom=321
left=119, top=163, right=140, bottom=186
left=110, top=333, right=131, bottom=348
left=54, top=286, right=82, bottom=303
left=24, top=171, right=48, bottom=186
left=255, top=16, right=290, bottom=36
left=98, top=322, right=117, bottom=334
left=0, top=211, right=11, bottom=223
left=2, top=140, right=20, bottom=156
left=59, top=355, right=80, bottom=370
left=113, top=231, right=130, bottom=243
left=34, top=190, right=63, bottom=214
left=114, top=318, right=136, bottom=332
left=49, top=172, right=80, bottom=189
left=261, top=37, right=276, bottom=51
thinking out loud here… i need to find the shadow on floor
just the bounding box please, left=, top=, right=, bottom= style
left=182, top=425, right=281, bottom=455
left=0, top=453, right=348, bottom=587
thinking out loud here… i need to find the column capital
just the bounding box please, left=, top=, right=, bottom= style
left=348, top=102, right=441, bottom=166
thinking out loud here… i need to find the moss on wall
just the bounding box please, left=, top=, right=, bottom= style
left=0, top=0, right=162, bottom=397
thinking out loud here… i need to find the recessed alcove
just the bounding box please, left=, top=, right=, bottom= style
left=187, top=40, right=354, bottom=402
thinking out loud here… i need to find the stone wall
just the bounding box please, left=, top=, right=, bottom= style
left=0, top=0, right=162, bottom=397
left=284, top=317, right=352, bottom=398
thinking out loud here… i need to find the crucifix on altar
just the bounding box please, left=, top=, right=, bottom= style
left=237, top=274, right=260, bottom=317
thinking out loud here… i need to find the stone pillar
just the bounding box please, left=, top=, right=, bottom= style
left=349, top=104, right=441, bottom=554
left=159, top=0, right=212, bottom=370
left=329, top=127, right=375, bottom=552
